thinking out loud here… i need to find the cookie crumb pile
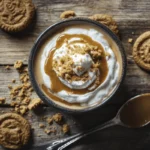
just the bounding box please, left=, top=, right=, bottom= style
left=38, top=113, right=70, bottom=135
left=9, top=60, right=42, bottom=115
left=2, top=60, right=70, bottom=139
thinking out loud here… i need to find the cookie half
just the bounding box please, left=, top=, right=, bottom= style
left=0, top=0, right=35, bottom=32
left=60, top=10, right=76, bottom=19
left=133, top=31, right=150, bottom=71
left=89, top=14, right=119, bottom=35
left=0, top=113, right=31, bottom=149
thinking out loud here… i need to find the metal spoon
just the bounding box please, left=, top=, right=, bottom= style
left=37, top=93, right=150, bottom=150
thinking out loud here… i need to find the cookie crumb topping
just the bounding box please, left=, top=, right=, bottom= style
left=52, top=42, right=103, bottom=83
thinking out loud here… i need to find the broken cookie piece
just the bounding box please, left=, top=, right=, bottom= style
left=5, top=65, right=10, bottom=70
left=14, top=60, right=23, bottom=69
left=12, top=79, right=16, bottom=83
left=62, top=124, right=70, bottom=134
left=44, top=127, right=56, bottom=135
left=44, top=128, right=51, bottom=135
left=39, top=123, right=45, bottom=128
left=53, top=113, right=63, bottom=123
left=28, top=98, right=42, bottom=110
left=128, top=38, right=133, bottom=43
left=8, top=85, right=12, bottom=89
left=60, top=10, right=76, bottom=19
left=15, top=105, right=28, bottom=115
left=47, top=117, right=53, bottom=125
left=22, top=97, right=31, bottom=105
left=20, top=73, right=30, bottom=83
left=89, top=14, right=119, bottom=35
left=0, top=98, right=6, bottom=104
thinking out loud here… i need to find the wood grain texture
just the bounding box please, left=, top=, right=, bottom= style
left=1, top=0, right=150, bottom=150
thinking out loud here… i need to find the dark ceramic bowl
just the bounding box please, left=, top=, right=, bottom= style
left=28, top=18, right=127, bottom=113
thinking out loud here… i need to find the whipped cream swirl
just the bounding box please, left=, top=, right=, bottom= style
left=52, top=39, right=98, bottom=90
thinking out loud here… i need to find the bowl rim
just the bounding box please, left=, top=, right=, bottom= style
left=28, top=17, right=127, bottom=113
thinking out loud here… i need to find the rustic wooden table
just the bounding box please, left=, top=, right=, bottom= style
left=1, top=0, right=150, bottom=149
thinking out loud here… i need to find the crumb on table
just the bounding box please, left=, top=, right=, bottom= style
left=14, top=60, right=23, bottom=69
left=53, top=113, right=63, bottom=123
left=62, top=124, right=70, bottom=134
left=5, top=65, right=10, bottom=70
left=44, top=128, right=51, bottom=135
left=128, top=38, right=133, bottom=43
left=12, top=79, right=16, bottom=83
left=39, top=123, right=45, bottom=128
left=47, top=117, right=53, bottom=125
left=0, top=98, right=6, bottom=104
left=28, top=98, right=42, bottom=110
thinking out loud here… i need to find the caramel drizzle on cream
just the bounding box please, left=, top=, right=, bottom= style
left=42, top=34, right=108, bottom=104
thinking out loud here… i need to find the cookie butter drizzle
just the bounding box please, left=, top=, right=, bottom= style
left=42, top=34, right=108, bottom=105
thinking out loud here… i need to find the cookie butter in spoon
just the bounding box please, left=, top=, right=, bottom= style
left=120, top=93, right=150, bottom=128
left=41, top=93, right=150, bottom=150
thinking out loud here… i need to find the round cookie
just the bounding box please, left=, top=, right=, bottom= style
left=0, top=113, right=31, bottom=149
left=133, top=31, right=150, bottom=71
left=0, top=0, right=35, bottom=32
left=89, top=14, right=119, bottom=35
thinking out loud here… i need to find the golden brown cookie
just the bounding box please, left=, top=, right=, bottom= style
left=89, top=14, right=119, bottom=35
left=0, top=0, right=35, bottom=32
left=60, top=10, right=76, bottom=19
left=133, top=31, right=150, bottom=71
left=0, top=113, right=31, bottom=149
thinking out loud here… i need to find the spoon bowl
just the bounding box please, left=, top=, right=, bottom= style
left=117, top=93, right=150, bottom=128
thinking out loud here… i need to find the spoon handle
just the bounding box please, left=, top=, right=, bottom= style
left=46, top=118, right=117, bottom=150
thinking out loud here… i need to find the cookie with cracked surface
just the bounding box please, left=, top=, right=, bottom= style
left=0, top=113, right=31, bottom=149
left=60, top=10, right=76, bottom=19
left=89, top=14, right=119, bottom=35
left=133, top=31, right=150, bottom=71
left=0, top=0, right=35, bottom=32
